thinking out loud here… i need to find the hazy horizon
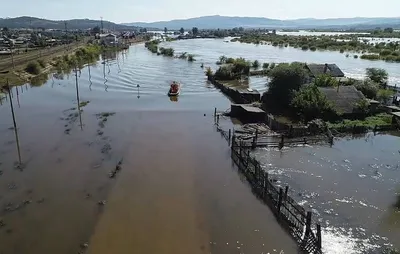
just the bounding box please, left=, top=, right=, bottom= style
left=1, top=0, right=400, bottom=23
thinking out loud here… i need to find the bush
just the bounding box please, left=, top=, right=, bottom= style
left=205, top=67, right=213, bottom=77
left=377, top=89, right=394, bottom=104
left=380, top=49, right=393, bottom=56
left=262, top=63, right=270, bottom=69
left=252, top=60, right=260, bottom=69
left=214, top=66, right=235, bottom=80
left=314, top=74, right=339, bottom=87
left=366, top=68, right=388, bottom=86
left=37, top=59, right=46, bottom=68
left=187, top=54, right=195, bottom=62
left=355, top=79, right=379, bottom=99
left=225, top=57, right=235, bottom=64
left=291, top=84, right=337, bottom=122
left=159, top=47, right=174, bottom=56
left=301, top=45, right=309, bottom=50
left=25, top=62, right=41, bottom=75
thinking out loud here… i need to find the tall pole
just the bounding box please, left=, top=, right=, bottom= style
left=75, top=66, right=83, bottom=130
left=7, top=80, right=21, bottom=165
left=100, top=17, right=104, bottom=34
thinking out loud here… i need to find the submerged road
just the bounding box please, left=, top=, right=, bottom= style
left=87, top=112, right=298, bottom=254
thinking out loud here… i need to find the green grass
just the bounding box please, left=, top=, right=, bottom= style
left=328, top=113, right=392, bottom=129
left=79, top=101, right=90, bottom=108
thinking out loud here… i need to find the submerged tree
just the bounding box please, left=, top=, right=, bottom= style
left=192, top=27, right=199, bottom=35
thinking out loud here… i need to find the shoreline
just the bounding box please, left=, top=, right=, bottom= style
left=0, top=37, right=148, bottom=88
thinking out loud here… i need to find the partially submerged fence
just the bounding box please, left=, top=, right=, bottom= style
left=230, top=137, right=322, bottom=253
left=214, top=115, right=323, bottom=253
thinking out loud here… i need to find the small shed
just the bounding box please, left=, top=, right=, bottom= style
left=230, top=104, right=266, bottom=123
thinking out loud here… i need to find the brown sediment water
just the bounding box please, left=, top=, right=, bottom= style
left=87, top=112, right=298, bottom=254
left=0, top=42, right=298, bottom=254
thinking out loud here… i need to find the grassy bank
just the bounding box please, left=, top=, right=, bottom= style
left=327, top=113, right=393, bottom=132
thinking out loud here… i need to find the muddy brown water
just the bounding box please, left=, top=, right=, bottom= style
left=0, top=43, right=298, bottom=254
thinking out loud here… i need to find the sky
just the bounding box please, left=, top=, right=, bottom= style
left=1, top=0, right=400, bottom=23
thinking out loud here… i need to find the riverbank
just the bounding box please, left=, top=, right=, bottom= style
left=0, top=37, right=148, bottom=88
left=232, top=34, right=400, bottom=63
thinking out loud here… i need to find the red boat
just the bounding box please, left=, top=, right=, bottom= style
left=168, top=81, right=180, bottom=96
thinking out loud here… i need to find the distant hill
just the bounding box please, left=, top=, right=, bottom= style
left=122, top=15, right=400, bottom=30
left=0, top=16, right=138, bottom=30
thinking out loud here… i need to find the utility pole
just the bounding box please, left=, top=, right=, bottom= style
left=100, top=17, right=104, bottom=34
left=64, top=21, right=68, bottom=50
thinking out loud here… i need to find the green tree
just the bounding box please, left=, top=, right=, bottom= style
left=252, top=60, right=260, bottom=69
left=355, top=98, right=370, bottom=114
left=384, top=27, right=394, bottom=33
left=366, top=68, right=388, bottom=87
left=92, top=26, right=101, bottom=34
left=179, top=27, right=184, bottom=34
left=291, top=85, right=337, bottom=122
left=164, top=27, right=168, bottom=34
left=2, top=27, right=8, bottom=32
left=267, top=63, right=308, bottom=107
left=192, top=27, right=199, bottom=35
left=314, top=74, right=339, bottom=87
left=354, top=79, right=379, bottom=99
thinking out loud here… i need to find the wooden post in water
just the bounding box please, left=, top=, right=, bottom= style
left=214, top=107, right=217, bottom=121
left=216, top=114, right=220, bottom=125
left=279, top=135, right=284, bottom=150
left=277, top=188, right=284, bottom=217
left=316, top=223, right=322, bottom=249
left=228, top=129, right=231, bottom=145
left=304, top=211, right=312, bottom=239
left=284, top=186, right=289, bottom=201
left=7, top=81, right=21, bottom=165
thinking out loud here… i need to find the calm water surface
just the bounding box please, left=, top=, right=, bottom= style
left=163, top=38, right=400, bottom=85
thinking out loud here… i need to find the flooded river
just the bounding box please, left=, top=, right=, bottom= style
left=0, top=42, right=297, bottom=254
left=1, top=39, right=400, bottom=254
left=254, top=134, right=400, bottom=253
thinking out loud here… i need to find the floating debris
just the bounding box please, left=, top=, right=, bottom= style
left=98, top=200, right=106, bottom=206
left=80, top=242, right=89, bottom=249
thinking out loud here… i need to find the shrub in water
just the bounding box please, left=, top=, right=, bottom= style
left=25, top=62, right=41, bottom=75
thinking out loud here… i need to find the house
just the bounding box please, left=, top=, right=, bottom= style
left=305, top=63, right=345, bottom=80
left=99, top=33, right=118, bottom=46
left=318, top=85, right=366, bottom=116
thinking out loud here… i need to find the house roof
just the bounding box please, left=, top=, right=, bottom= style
left=319, top=85, right=365, bottom=114
left=306, top=63, right=345, bottom=77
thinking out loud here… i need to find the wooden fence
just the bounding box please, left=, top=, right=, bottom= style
left=230, top=136, right=322, bottom=253
left=214, top=117, right=323, bottom=253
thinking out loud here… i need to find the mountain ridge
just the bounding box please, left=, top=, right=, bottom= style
left=122, top=15, right=400, bottom=30
left=0, top=16, right=137, bottom=30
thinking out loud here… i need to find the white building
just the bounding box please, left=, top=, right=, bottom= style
left=99, top=33, right=118, bottom=46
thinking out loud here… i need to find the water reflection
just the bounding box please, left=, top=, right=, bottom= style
left=169, top=96, right=178, bottom=102
left=30, top=73, right=49, bottom=87
left=3, top=85, right=23, bottom=166
left=88, top=64, right=93, bottom=91
left=74, top=67, right=83, bottom=130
